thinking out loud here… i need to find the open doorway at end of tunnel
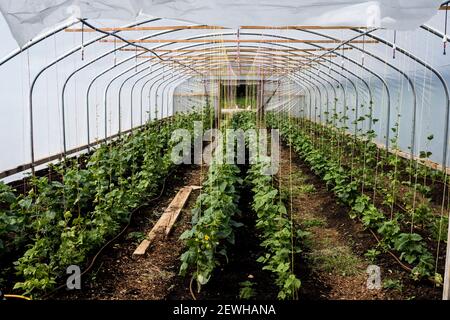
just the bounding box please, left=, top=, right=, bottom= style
left=220, top=82, right=260, bottom=110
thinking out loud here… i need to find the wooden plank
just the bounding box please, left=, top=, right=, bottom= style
left=100, top=39, right=378, bottom=44
left=132, top=186, right=195, bottom=256
left=164, top=186, right=195, bottom=236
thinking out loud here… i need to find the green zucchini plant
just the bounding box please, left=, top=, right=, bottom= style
left=179, top=160, right=243, bottom=292
left=1, top=107, right=213, bottom=296
left=233, top=111, right=302, bottom=300
left=0, top=182, right=22, bottom=258
left=246, top=160, right=302, bottom=300
left=266, top=111, right=440, bottom=282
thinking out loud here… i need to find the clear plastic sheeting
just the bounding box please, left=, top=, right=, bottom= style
left=0, top=0, right=442, bottom=46
left=173, top=78, right=213, bottom=114
left=0, top=4, right=450, bottom=181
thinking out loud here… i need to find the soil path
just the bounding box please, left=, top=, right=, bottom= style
left=168, top=164, right=279, bottom=300
left=57, top=164, right=206, bottom=300
left=278, top=143, right=440, bottom=300
left=56, top=144, right=442, bottom=300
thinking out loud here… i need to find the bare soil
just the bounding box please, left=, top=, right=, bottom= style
left=55, top=164, right=206, bottom=300
left=278, top=143, right=442, bottom=300
left=53, top=143, right=442, bottom=300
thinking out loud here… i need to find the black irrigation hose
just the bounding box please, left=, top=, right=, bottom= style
left=43, top=168, right=176, bottom=299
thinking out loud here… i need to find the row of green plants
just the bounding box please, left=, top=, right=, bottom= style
left=246, top=161, right=302, bottom=299
left=232, top=111, right=302, bottom=300
left=303, top=103, right=447, bottom=243
left=179, top=160, right=243, bottom=292
left=0, top=108, right=212, bottom=296
left=266, top=112, right=442, bottom=283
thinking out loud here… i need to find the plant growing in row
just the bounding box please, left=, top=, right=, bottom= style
left=266, top=112, right=441, bottom=282
left=232, top=111, right=302, bottom=300
left=0, top=108, right=213, bottom=296
left=179, top=160, right=243, bottom=292
left=246, top=160, right=302, bottom=300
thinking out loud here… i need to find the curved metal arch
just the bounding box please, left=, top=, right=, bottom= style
left=296, top=73, right=322, bottom=123
left=227, top=33, right=373, bottom=133
left=285, top=62, right=346, bottom=121
left=295, top=28, right=416, bottom=155
left=83, top=30, right=382, bottom=124
left=133, top=38, right=385, bottom=138
left=85, top=59, right=167, bottom=148
left=273, top=78, right=307, bottom=115
left=119, top=63, right=156, bottom=132
left=85, top=59, right=157, bottom=149
left=126, top=67, right=167, bottom=125
left=160, top=75, right=193, bottom=117
left=173, top=35, right=373, bottom=108
left=297, top=67, right=347, bottom=128
left=152, top=72, right=180, bottom=119
left=103, top=61, right=189, bottom=137
left=295, top=72, right=330, bottom=125
left=310, top=67, right=348, bottom=126
left=151, top=62, right=297, bottom=118
left=62, top=24, right=216, bottom=153
left=286, top=72, right=317, bottom=121
left=0, top=20, right=80, bottom=67
left=192, top=32, right=392, bottom=139
left=278, top=30, right=390, bottom=150
left=158, top=41, right=388, bottom=134
left=351, top=28, right=450, bottom=165
left=28, top=17, right=163, bottom=172
left=174, top=43, right=371, bottom=108
left=141, top=69, right=174, bottom=121
left=156, top=72, right=180, bottom=118
left=152, top=47, right=367, bottom=141
left=289, top=75, right=312, bottom=119
left=287, top=75, right=321, bottom=121
left=119, top=68, right=203, bottom=129
left=150, top=45, right=358, bottom=115
left=109, top=65, right=183, bottom=129
left=163, top=56, right=352, bottom=127
left=74, top=33, right=297, bottom=151
left=301, top=69, right=337, bottom=124
left=169, top=77, right=206, bottom=115
left=34, top=27, right=394, bottom=172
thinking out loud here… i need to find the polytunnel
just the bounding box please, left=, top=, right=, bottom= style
left=1, top=0, right=450, bottom=304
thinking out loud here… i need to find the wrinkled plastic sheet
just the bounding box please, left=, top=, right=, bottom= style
left=0, top=0, right=442, bottom=47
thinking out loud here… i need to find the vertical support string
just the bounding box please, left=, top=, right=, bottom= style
left=444, top=7, right=448, bottom=55
left=393, top=30, right=397, bottom=59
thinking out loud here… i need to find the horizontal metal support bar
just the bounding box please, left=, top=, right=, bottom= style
left=100, top=39, right=378, bottom=44
left=0, top=123, right=146, bottom=180
left=66, top=25, right=367, bottom=32
left=135, top=54, right=337, bottom=60
left=119, top=47, right=353, bottom=53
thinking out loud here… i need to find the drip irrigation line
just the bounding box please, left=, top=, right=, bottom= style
left=42, top=167, right=176, bottom=299
left=367, top=228, right=412, bottom=273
